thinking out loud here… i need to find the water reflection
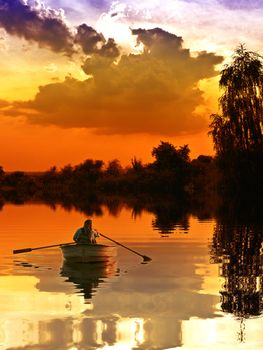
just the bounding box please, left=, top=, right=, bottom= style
left=0, top=314, right=146, bottom=349
left=150, top=200, right=190, bottom=236
left=211, top=219, right=263, bottom=341
left=60, top=260, right=118, bottom=302
left=3, top=199, right=263, bottom=348
left=0, top=194, right=195, bottom=236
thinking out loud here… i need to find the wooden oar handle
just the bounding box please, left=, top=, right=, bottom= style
left=13, top=242, right=75, bottom=254
left=13, top=248, right=32, bottom=254
left=99, top=232, right=152, bottom=261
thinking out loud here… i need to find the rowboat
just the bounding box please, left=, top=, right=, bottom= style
left=60, top=243, right=117, bottom=263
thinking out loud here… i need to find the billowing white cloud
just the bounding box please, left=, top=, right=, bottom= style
left=95, top=0, right=263, bottom=56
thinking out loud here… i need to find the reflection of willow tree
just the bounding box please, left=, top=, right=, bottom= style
left=211, top=214, right=263, bottom=340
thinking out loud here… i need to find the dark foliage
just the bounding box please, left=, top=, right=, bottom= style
left=209, top=45, right=263, bottom=195
left=210, top=199, right=263, bottom=320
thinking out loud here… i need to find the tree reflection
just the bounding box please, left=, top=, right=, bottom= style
left=151, top=202, right=190, bottom=235
left=211, top=214, right=263, bottom=340
left=124, top=195, right=191, bottom=236
left=0, top=191, right=209, bottom=236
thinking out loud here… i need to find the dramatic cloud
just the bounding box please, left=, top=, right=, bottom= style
left=7, top=28, right=223, bottom=136
left=2, top=0, right=263, bottom=57
left=76, top=24, right=104, bottom=54
left=0, top=0, right=74, bottom=54
left=0, top=0, right=120, bottom=56
left=75, top=23, right=119, bottom=57
left=95, top=0, right=263, bottom=56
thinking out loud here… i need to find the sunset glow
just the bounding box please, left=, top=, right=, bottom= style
left=1, top=0, right=263, bottom=170
left=1, top=4, right=263, bottom=347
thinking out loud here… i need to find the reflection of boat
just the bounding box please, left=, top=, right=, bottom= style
left=60, top=260, right=117, bottom=300
left=60, top=244, right=117, bottom=263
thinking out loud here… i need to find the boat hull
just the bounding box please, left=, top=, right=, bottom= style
left=60, top=244, right=117, bottom=263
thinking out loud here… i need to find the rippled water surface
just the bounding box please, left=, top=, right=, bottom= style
left=0, top=203, right=263, bottom=349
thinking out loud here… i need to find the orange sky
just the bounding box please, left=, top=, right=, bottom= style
left=0, top=118, right=214, bottom=171
left=0, top=0, right=262, bottom=171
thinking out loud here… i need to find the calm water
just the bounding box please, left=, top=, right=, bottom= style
left=0, top=202, right=263, bottom=349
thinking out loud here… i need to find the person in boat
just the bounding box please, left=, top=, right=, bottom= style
left=73, top=219, right=99, bottom=244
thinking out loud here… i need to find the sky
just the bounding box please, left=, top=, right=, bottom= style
left=0, top=0, right=263, bottom=170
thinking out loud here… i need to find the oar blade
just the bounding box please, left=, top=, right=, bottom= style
left=142, top=255, right=152, bottom=262
left=13, top=248, right=32, bottom=254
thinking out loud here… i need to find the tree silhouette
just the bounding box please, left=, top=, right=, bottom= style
left=0, top=166, right=4, bottom=178
left=105, top=159, right=123, bottom=177
left=130, top=157, right=144, bottom=173
left=152, top=141, right=190, bottom=170
left=209, top=45, right=263, bottom=155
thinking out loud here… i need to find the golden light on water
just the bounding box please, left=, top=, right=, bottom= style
left=119, top=318, right=145, bottom=347
left=1, top=204, right=263, bottom=348
left=0, top=275, right=147, bottom=349
left=0, top=276, right=86, bottom=314
left=180, top=316, right=263, bottom=349
left=99, top=318, right=145, bottom=349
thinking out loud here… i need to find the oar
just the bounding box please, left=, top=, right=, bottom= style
left=13, top=242, right=75, bottom=254
left=98, top=232, right=152, bottom=262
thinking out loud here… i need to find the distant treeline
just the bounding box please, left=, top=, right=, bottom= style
left=0, top=141, right=217, bottom=202
left=1, top=137, right=262, bottom=208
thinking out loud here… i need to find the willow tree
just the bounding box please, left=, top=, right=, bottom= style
left=209, top=45, right=263, bottom=155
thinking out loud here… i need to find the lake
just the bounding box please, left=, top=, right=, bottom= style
left=0, top=201, right=263, bottom=349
